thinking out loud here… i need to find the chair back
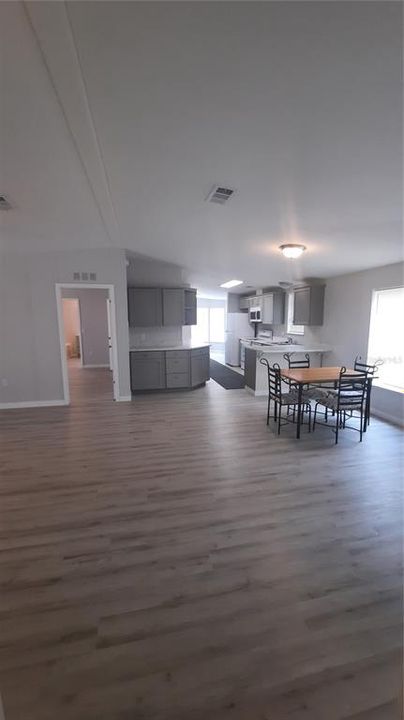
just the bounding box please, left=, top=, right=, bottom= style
left=260, top=358, right=282, bottom=401
left=354, top=355, right=383, bottom=378
left=337, top=367, right=368, bottom=409
left=283, top=352, right=310, bottom=369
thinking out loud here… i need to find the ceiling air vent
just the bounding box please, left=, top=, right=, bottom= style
left=206, top=185, right=236, bottom=205
left=0, top=195, right=12, bottom=210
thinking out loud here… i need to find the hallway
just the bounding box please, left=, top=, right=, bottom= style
left=67, top=359, right=114, bottom=406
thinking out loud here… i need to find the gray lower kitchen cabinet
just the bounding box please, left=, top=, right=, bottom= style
left=128, top=288, right=162, bottom=327
left=166, top=355, right=189, bottom=374
left=166, top=372, right=190, bottom=388
left=163, top=288, right=185, bottom=326
left=130, top=351, right=166, bottom=390
left=130, top=347, right=209, bottom=392
left=191, top=348, right=210, bottom=387
left=293, top=285, right=325, bottom=325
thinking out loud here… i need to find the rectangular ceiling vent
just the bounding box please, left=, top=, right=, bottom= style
left=206, top=185, right=236, bottom=205
left=0, top=195, right=12, bottom=211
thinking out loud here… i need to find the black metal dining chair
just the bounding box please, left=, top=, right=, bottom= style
left=354, top=355, right=383, bottom=429
left=260, top=359, right=312, bottom=435
left=313, top=367, right=368, bottom=444
left=283, top=352, right=329, bottom=405
left=325, top=355, right=382, bottom=431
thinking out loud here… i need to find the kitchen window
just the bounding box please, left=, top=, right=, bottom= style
left=367, top=287, right=404, bottom=392
left=287, top=292, right=304, bottom=336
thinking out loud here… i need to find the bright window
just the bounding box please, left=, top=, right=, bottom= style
left=191, top=306, right=225, bottom=344
left=368, top=287, right=404, bottom=392
left=192, top=307, right=209, bottom=344
left=287, top=292, right=304, bottom=336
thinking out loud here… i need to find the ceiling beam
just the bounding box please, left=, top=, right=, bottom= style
left=24, top=1, right=121, bottom=247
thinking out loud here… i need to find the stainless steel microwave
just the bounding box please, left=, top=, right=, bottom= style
left=249, top=307, right=262, bottom=323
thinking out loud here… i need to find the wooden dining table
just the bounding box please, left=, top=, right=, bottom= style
left=281, top=366, right=362, bottom=439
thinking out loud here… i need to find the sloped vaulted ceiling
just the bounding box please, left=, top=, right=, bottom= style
left=1, top=1, right=402, bottom=290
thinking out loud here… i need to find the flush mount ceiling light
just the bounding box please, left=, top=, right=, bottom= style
left=279, top=243, right=306, bottom=259
left=220, top=279, right=243, bottom=289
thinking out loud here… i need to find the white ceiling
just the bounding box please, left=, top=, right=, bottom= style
left=1, top=1, right=402, bottom=293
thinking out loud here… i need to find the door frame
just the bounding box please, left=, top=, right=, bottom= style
left=55, top=283, right=119, bottom=404
left=106, top=297, right=113, bottom=370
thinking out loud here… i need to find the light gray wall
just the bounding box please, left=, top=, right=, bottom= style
left=126, top=251, right=187, bottom=287
left=127, top=251, right=191, bottom=349
left=62, top=288, right=109, bottom=366
left=0, top=248, right=130, bottom=404
left=319, top=262, right=404, bottom=424
left=129, top=326, right=183, bottom=349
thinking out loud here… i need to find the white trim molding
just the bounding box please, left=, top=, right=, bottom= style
left=0, top=400, right=67, bottom=410
left=116, top=395, right=132, bottom=402
left=371, top=410, right=404, bottom=428
left=82, top=364, right=110, bottom=369
left=55, top=283, right=120, bottom=404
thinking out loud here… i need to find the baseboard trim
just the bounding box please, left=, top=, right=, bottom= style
left=0, top=400, right=67, bottom=410
left=244, top=387, right=267, bottom=397
left=82, top=364, right=109, bottom=369
left=116, top=395, right=132, bottom=402
left=371, top=410, right=404, bottom=428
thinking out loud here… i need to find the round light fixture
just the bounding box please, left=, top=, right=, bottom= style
left=279, top=243, right=306, bottom=259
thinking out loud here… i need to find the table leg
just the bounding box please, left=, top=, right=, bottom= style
left=296, top=383, right=303, bottom=439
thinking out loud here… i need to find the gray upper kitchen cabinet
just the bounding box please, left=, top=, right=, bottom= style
left=128, top=288, right=162, bottom=327
left=249, top=296, right=261, bottom=309
left=162, top=289, right=185, bottom=326
left=262, top=294, right=274, bottom=323
left=128, top=287, right=197, bottom=327
left=293, top=285, right=325, bottom=325
left=272, top=292, right=285, bottom=324
left=184, top=289, right=197, bottom=326
left=239, top=296, right=249, bottom=310
left=130, top=351, right=166, bottom=390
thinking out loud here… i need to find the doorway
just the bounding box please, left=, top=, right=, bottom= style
left=191, top=298, right=226, bottom=361
left=56, top=284, right=119, bottom=404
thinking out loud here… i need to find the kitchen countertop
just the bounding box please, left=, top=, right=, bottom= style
left=129, top=343, right=210, bottom=352
left=240, top=340, right=332, bottom=354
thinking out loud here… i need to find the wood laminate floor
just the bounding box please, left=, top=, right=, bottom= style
left=0, top=363, right=403, bottom=720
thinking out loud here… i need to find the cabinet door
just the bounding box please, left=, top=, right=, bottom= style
left=262, top=294, right=274, bottom=324
left=191, top=350, right=210, bottom=386
left=184, top=289, right=197, bottom=325
left=163, top=289, right=184, bottom=326
left=293, top=287, right=311, bottom=325
left=128, top=288, right=162, bottom=327
left=130, top=352, right=166, bottom=390
left=239, top=296, right=249, bottom=310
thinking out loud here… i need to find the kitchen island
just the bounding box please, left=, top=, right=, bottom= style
left=243, top=343, right=332, bottom=396
left=129, top=343, right=210, bottom=392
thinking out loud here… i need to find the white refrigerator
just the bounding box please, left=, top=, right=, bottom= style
left=225, top=312, right=254, bottom=366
